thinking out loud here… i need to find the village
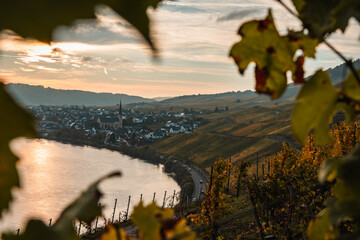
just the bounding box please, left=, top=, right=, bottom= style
left=27, top=103, right=208, bottom=146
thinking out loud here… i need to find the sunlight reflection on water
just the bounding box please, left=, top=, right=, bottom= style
left=0, top=138, right=180, bottom=234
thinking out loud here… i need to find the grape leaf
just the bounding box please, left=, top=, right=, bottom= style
left=104, top=0, right=161, bottom=52
left=0, top=0, right=161, bottom=51
left=131, top=202, right=174, bottom=240
left=291, top=0, right=305, bottom=12
left=286, top=31, right=318, bottom=58
left=0, top=82, right=36, bottom=218
left=2, top=171, right=121, bottom=240
left=335, top=147, right=360, bottom=197
left=342, top=69, right=360, bottom=100
left=164, top=218, right=197, bottom=240
left=2, top=220, right=57, bottom=240
left=331, top=0, right=360, bottom=34
left=307, top=209, right=338, bottom=240
left=293, top=55, right=305, bottom=84
left=292, top=70, right=339, bottom=145
left=99, top=225, right=135, bottom=240
left=131, top=202, right=196, bottom=240
left=318, top=147, right=360, bottom=228
left=53, top=171, right=121, bottom=239
left=230, top=11, right=317, bottom=99
left=230, top=10, right=294, bottom=99
left=319, top=157, right=341, bottom=183
left=292, top=0, right=360, bottom=40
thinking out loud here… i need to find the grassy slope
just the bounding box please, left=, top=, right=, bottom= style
left=148, top=103, right=296, bottom=170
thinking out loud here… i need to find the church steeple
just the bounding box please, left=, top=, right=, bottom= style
left=119, top=100, right=122, bottom=116
left=118, top=100, right=123, bottom=129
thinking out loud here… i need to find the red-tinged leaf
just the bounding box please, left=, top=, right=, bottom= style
left=293, top=55, right=305, bottom=84
left=230, top=10, right=295, bottom=99
left=255, top=67, right=270, bottom=94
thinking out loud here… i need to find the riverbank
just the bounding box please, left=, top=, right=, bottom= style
left=43, top=134, right=195, bottom=201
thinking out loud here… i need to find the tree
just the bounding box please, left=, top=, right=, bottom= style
left=124, top=115, right=134, bottom=126
left=189, top=158, right=231, bottom=239
left=86, top=119, right=100, bottom=129
left=233, top=161, right=250, bottom=198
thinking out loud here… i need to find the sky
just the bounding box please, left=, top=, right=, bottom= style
left=0, top=0, right=359, bottom=98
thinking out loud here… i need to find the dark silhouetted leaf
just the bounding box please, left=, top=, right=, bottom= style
left=292, top=0, right=360, bottom=40
left=317, top=146, right=360, bottom=229
left=0, top=82, right=36, bottom=218
left=0, top=0, right=161, bottom=51
left=53, top=171, right=121, bottom=239
left=2, top=220, right=57, bottom=240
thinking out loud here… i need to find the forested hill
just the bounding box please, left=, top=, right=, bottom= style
left=6, top=84, right=154, bottom=106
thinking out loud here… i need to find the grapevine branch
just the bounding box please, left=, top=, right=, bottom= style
left=275, top=0, right=360, bottom=85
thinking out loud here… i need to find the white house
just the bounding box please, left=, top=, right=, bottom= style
left=152, top=130, right=165, bottom=139
left=165, top=121, right=176, bottom=127
left=169, top=127, right=180, bottom=135
left=174, top=113, right=185, bottom=118
left=133, top=118, right=143, bottom=124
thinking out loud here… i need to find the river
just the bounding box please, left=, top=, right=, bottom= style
left=0, top=138, right=180, bottom=234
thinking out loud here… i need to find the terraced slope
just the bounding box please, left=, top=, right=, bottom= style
left=148, top=103, right=296, bottom=169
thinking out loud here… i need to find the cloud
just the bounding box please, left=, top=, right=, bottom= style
left=20, top=67, right=35, bottom=72
left=158, top=2, right=205, bottom=13
left=34, top=65, right=61, bottom=72
left=81, top=56, right=95, bottom=62
left=217, top=9, right=260, bottom=22
left=1, top=0, right=360, bottom=98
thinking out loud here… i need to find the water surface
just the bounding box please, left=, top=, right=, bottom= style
left=0, top=138, right=180, bottom=233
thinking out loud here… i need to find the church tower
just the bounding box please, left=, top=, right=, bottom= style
left=118, top=100, right=123, bottom=128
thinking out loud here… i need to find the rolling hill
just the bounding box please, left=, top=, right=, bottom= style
left=6, top=59, right=358, bottom=108
left=6, top=84, right=154, bottom=106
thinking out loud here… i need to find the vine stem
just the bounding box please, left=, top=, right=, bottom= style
left=275, top=0, right=360, bottom=84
